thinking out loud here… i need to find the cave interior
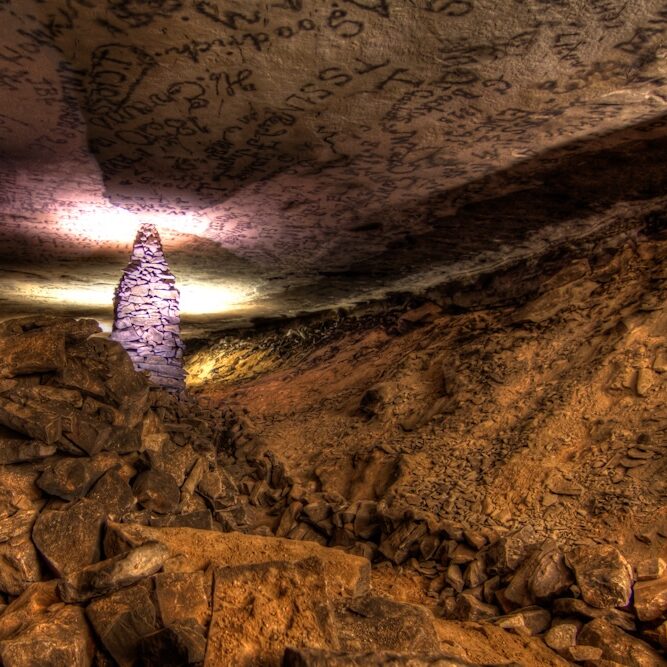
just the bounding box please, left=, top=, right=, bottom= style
left=0, top=0, right=665, bottom=665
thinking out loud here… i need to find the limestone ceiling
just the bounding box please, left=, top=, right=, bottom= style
left=1, top=0, right=667, bottom=331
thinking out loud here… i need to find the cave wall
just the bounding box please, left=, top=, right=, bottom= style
left=1, top=1, right=667, bottom=325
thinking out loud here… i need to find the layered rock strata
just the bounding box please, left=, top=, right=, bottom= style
left=111, top=224, right=185, bottom=391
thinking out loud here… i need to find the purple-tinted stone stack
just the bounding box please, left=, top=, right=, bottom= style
left=111, top=223, right=185, bottom=391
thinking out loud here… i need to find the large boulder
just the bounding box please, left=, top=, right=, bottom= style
left=104, top=522, right=371, bottom=599
left=205, top=557, right=339, bottom=666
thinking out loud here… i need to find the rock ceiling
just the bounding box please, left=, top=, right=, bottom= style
left=1, top=0, right=667, bottom=331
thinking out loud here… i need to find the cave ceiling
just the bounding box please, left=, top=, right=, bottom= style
left=1, top=0, right=667, bottom=332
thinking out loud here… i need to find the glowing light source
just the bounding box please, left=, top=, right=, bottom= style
left=19, top=284, right=114, bottom=308
left=54, top=205, right=209, bottom=245
left=179, top=282, right=252, bottom=315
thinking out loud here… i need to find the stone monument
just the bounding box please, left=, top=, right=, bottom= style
left=111, top=223, right=185, bottom=391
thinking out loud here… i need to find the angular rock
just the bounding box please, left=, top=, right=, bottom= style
left=133, top=469, right=180, bottom=514
left=283, top=647, right=518, bottom=666
left=0, top=581, right=59, bottom=638
left=104, top=522, right=370, bottom=598
left=0, top=603, right=94, bottom=667
left=32, top=499, right=105, bottom=576
left=0, top=535, right=42, bottom=596
left=486, top=525, right=537, bottom=576
left=379, top=522, right=428, bottom=565
left=276, top=501, right=303, bottom=538
left=658, top=620, right=667, bottom=651
left=63, top=415, right=112, bottom=456
left=544, top=623, right=578, bottom=653
left=0, top=427, right=56, bottom=464
left=562, top=644, right=603, bottom=662
left=0, top=329, right=66, bottom=378
left=633, top=575, right=667, bottom=621
left=334, top=595, right=440, bottom=654
left=577, top=618, right=667, bottom=667
left=505, top=540, right=573, bottom=607
left=154, top=571, right=210, bottom=628
left=445, top=563, right=465, bottom=593
left=36, top=453, right=117, bottom=501
left=464, top=557, right=487, bottom=589
left=87, top=469, right=135, bottom=517
left=149, top=510, right=213, bottom=529
left=494, top=606, right=551, bottom=636
left=58, top=541, right=170, bottom=603
left=198, top=466, right=239, bottom=510
left=352, top=501, right=380, bottom=541
left=566, top=545, right=633, bottom=609
left=86, top=583, right=159, bottom=666
left=636, top=557, right=666, bottom=581
left=546, top=473, right=583, bottom=496
left=552, top=597, right=636, bottom=632
left=451, top=593, right=498, bottom=622
left=148, top=441, right=197, bottom=487
left=57, top=358, right=107, bottom=399
left=204, top=557, right=338, bottom=666
left=0, top=398, right=61, bottom=444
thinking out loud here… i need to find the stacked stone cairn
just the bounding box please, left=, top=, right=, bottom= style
left=111, top=223, right=185, bottom=391
left=0, top=316, right=664, bottom=665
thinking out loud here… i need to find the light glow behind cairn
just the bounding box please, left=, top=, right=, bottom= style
left=59, top=206, right=208, bottom=244
left=179, top=282, right=253, bottom=315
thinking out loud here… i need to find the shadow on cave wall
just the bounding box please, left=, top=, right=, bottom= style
left=314, top=111, right=667, bottom=287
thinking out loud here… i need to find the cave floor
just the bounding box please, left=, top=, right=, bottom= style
left=188, top=229, right=667, bottom=579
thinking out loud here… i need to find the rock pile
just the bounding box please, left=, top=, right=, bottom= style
left=111, top=223, right=186, bottom=391
left=231, top=449, right=667, bottom=664
left=0, top=315, right=664, bottom=666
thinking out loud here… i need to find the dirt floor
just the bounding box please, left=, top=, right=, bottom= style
left=186, top=226, right=667, bottom=576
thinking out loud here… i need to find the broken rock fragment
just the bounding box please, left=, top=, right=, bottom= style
left=36, top=452, right=118, bottom=501
left=0, top=603, right=94, bottom=667
left=577, top=618, right=667, bottom=667
left=0, top=329, right=66, bottom=378
left=86, top=583, right=159, bottom=666
left=31, top=498, right=105, bottom=576
left=58, top=541, right=170, bottom=603
left=485, top=525, right=537, bottom=576
left=504, top=539, right=573, bottom=606
left=0, top=398, right=61, bottom=444
left=0, top=426, right=56, bottom=464
left=132, top=469, right=180, bottom=514
left=566, top=545, right=633, bottom=609
left=633, top=575, right=667, bottom=622
left=334, top=594, right=440, bottom=654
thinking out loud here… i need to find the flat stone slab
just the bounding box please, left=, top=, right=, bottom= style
left=105, top=521, right=371, bottom=599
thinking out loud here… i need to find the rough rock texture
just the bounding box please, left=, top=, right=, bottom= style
left=3, top=1, right=667, bottom=328
left=103, top=522, right=370, bottom=599
left=1, top=314, right=665, bottom=664
left=111, top=224, right=186, bottom=391
left=190, top=232, right=667, bottom=556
